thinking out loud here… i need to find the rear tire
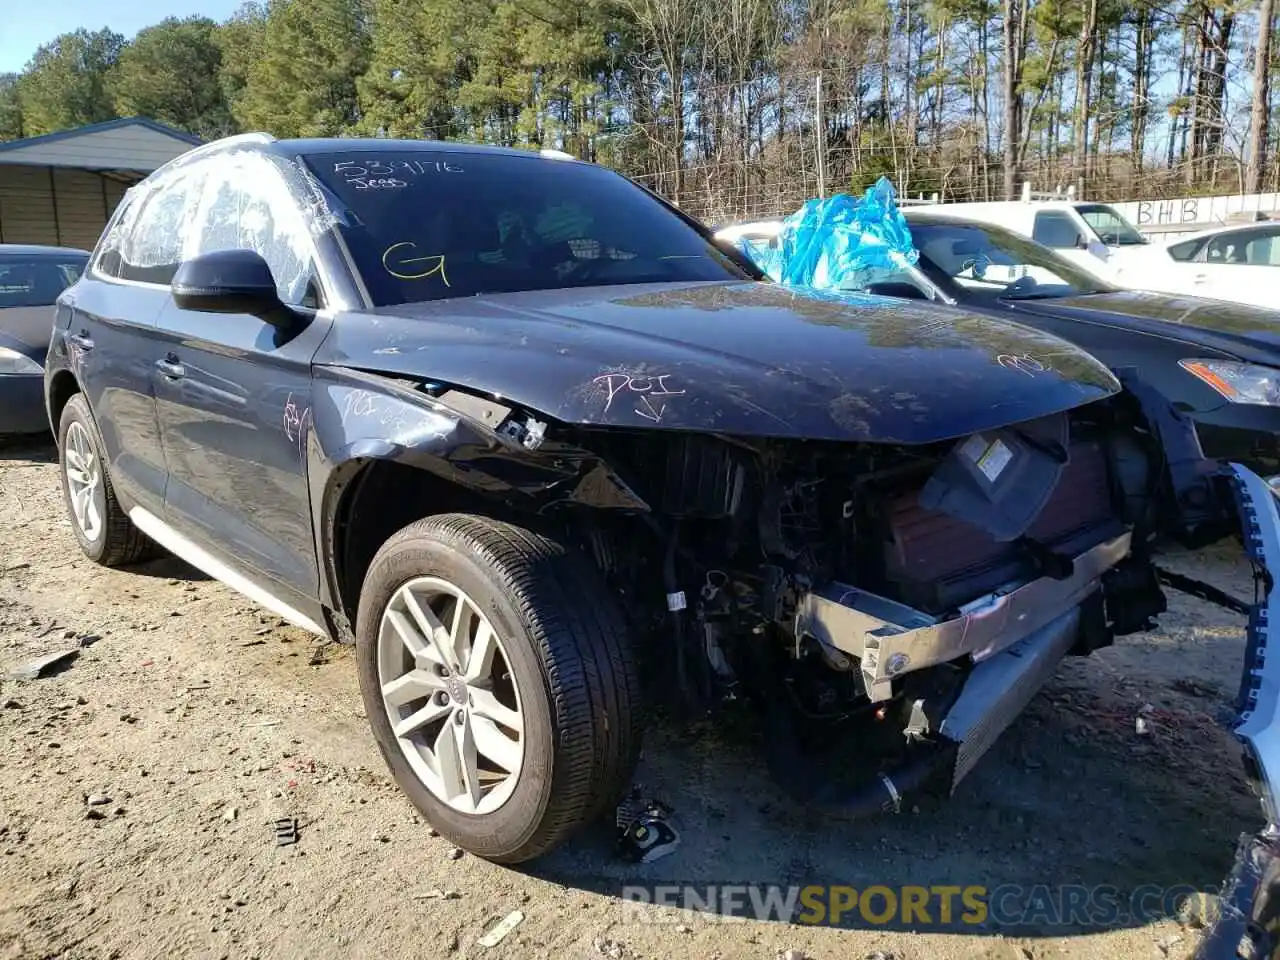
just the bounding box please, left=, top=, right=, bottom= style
left=57, top=394, right=154, bottom=567
left=355, top=513, right=642, bottom=863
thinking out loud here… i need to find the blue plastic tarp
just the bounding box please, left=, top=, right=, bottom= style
left=734, top=176, right=920, bottom=293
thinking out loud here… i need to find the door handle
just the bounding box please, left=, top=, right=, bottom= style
left=155, top=357, right=186, bottom=379
left=67, top=332, right=94, bottom=350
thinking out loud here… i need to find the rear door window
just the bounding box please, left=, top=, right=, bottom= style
left=1243, top=228, right=1280, bottom=266
left=0, top=256, right=89, bottom=307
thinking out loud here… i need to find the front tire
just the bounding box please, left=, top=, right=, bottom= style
left=355, top=513, right=642, bottom=863
left=57, top=394, right=153, bottom=566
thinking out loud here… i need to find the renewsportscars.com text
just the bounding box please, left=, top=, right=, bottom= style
left=620, top=883, right=1212, bottom=930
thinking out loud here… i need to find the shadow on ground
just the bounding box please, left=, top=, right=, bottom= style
left=530, top=648, right=1258, bottom=939
left=0, top=436, right=56, bottom=463
left=125, top=553, right=212, bottom=582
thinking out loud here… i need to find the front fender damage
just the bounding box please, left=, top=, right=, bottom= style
left=305, top=366, right=658, bottom=617
left=309, top=366, right=644, bottom=506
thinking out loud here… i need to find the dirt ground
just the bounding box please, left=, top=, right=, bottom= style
left=0, top=436, right=1266, bottom=960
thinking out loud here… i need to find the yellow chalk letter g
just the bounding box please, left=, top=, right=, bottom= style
left=383, top=242, right=450, bottom=286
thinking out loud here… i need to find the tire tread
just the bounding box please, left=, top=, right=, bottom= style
left=363, top=513, right=642, bottom=862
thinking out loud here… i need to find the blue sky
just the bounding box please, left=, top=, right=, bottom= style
left=0, top=1, right=245, bottom=73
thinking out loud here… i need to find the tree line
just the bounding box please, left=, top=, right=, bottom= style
left=0, top=0, right=1275, bottom=223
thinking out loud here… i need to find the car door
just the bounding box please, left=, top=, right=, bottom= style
left=1150, top=234, right=1211, bottom=298
left=52, top=178, right=195, bottom=515
left=1189, top=226, right=1280, bottom=308
left=1030, top=210, right=1102, bottom=273
left=151, top=152, right=332, bottom=615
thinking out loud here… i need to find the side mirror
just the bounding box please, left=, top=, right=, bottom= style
left=864, top=281, right=930, bottom=301
left=171, top=249, right=294, bottom=327
left=1074, top=235, right=1091, bottom=250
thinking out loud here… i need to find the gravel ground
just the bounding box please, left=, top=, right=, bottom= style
left=0, top=436, right=1265, bottom=960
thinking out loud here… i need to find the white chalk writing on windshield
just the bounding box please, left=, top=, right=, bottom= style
left=333, top=159, right=464, bottom=186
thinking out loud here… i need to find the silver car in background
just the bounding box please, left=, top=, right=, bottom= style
left=0, top=244, right=88, bottom=436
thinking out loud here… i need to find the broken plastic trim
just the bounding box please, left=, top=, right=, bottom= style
left=1226, top=463, right=1280, bottom=826
left=1189, top=465, right=1280, bottom=960
left=940, top=605, right=1083, bottom=786
left=1191, top=830, right=1280, bottom=959
left=794, top=531, right=1131, bottom=701
left=761, top=598, right=1083, bottom=819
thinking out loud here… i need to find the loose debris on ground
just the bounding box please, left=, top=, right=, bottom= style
left=0, top=440, right=1265, bottom=959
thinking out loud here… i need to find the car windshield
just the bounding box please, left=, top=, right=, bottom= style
left=907, top=221, right=1115, bottom=301
left=0, top=255, right=85, bottom=308
left=302, top=151, right=754, bottom=306
left=1076, top=204, right=1147, bottom=246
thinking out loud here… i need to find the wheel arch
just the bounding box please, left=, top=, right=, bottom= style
left=321, top=455, right=528, bottom=635
left=46, top=368, right=82, bottom=439
left=308, top=368, right=638, bottom=636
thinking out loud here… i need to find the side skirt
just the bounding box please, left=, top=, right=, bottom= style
left=127, top=505, right=329, bottom=637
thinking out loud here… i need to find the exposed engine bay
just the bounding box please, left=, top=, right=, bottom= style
left=544, top=389, right=1234, bottom=815
left=339, top=362, right=1256, bottom=824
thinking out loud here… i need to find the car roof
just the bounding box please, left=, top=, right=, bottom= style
left=155, top=134, right=589, bottom=183
left=0, top=243, right=90, bottom=258
left=900, top=211, right=992, bottom=226
left=169, top=133, right=569, bottom=164
left=272, top=137, right=556, bottom=160
left=1160, top=221, right=1280, bottom=246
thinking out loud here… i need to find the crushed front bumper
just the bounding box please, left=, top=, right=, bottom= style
left=1194, top=464, right=1280, bottom=960
left=795, top=531, right=1132, bottom=702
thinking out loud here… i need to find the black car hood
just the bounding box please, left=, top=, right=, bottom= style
left=316, top=281, right=1120, bottom=444
left=1002, top=290, right=1280, bottom=365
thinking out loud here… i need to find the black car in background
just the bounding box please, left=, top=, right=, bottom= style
left=0, top=244, right=89, bottom=435
left=858, top=213, right=1280, bottom=476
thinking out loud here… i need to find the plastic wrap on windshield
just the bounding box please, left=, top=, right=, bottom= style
left=734, top=176, right=920, bottom=292
left=284, top=156, right=351, bottom=236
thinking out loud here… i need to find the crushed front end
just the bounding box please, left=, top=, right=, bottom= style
left=755, top=400, right=1175, bottom=813
left=557, top=384, right=1204, bottom=816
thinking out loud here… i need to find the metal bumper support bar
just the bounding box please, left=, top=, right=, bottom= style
left=795, top=531, right=1132, bottom=701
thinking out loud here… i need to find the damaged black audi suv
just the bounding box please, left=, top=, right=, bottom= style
left=41, top=134, right=1280, bottom=872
